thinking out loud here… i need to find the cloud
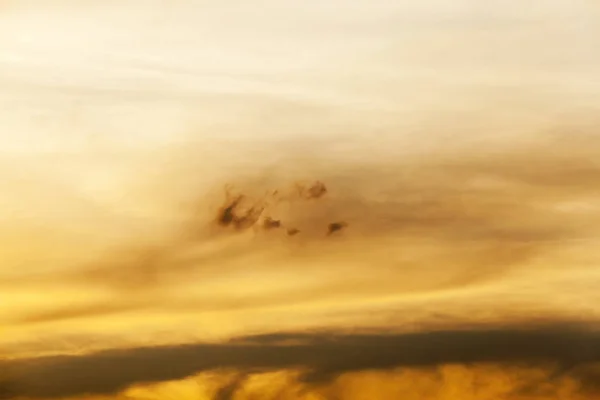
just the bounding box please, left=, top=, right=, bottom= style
left=14, top=132, right=600, bottom=270
left=4, top=129, right=600, bottom=334
left=4, top=323, right=600, bottom=398
left=213, top=373, right=248, bottom=400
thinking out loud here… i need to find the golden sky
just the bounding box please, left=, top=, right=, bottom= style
left=1, top=1, right=600, bottom=399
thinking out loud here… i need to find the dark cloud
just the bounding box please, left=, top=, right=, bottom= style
left=327, top=222, right=348, bottom=236
left=215, top=193, right=265, bottom=231
left=298, top=181, right=327, bottom=200
left=0, top=374, right=12, bottom=400
left=262, top=217, right=282, bottom=230
left=214, top=373, right=248, bottom=400
left=286, top=227, right=300, bottom=236
left=4, top=323, right=600, bottom=398
left=214, top=180, right=332, bottom=234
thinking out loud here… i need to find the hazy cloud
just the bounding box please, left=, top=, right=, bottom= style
left=7, top=130, right=600, bottom=296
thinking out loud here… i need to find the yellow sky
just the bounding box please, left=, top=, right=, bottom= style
left=1, top=1, right=600, bottom=399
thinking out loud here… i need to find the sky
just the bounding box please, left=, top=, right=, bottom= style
left=1, top=0, right=600, bottom=399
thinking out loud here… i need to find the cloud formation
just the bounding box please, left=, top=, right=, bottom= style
left=2, top=1, right=600, bottom=399
left=8, top=129, right=600, bottom=295
left=4, top=323, right=600, bottom=398
left=3, top=129, right=600, bottom=354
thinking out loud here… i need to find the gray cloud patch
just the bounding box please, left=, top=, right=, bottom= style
left=4, top=323, right=600, bottom=398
